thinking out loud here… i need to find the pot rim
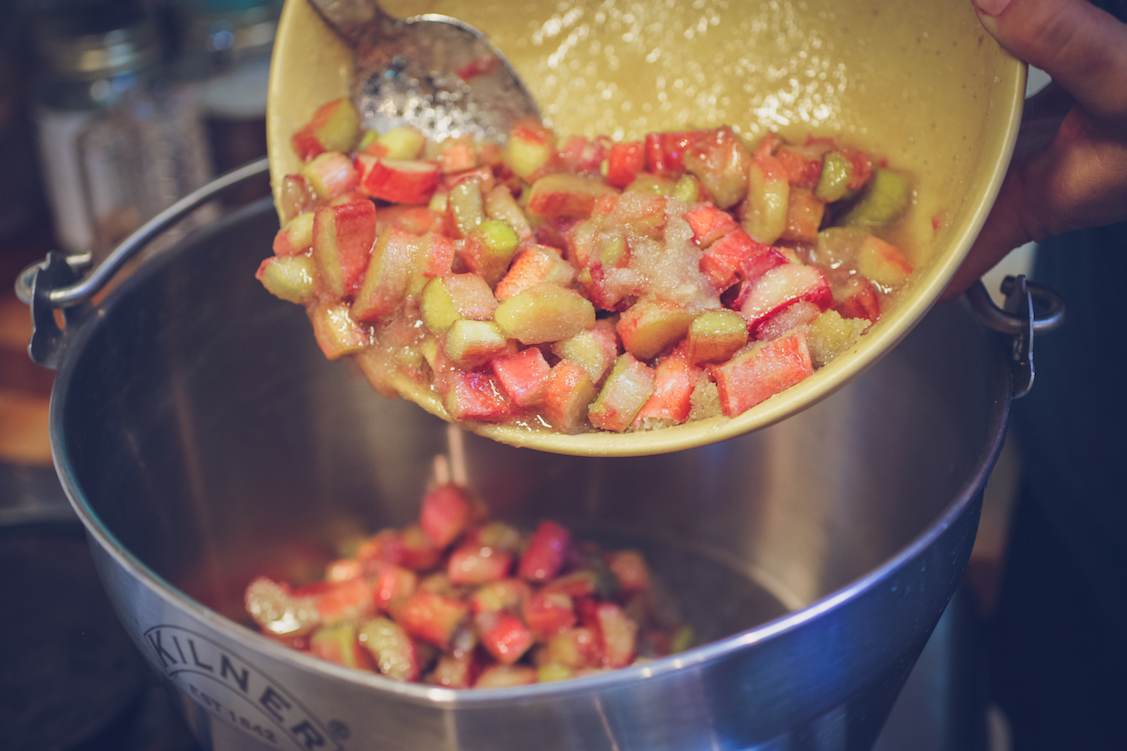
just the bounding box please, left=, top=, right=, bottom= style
left=47, top=201, right=1012, bottom=707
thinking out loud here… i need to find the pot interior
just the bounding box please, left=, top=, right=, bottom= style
left=54, top=202, right=1005, bottom=646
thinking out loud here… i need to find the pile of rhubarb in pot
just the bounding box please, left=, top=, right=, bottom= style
left=260, top=98, right=915, bottom=433
left=245, top=484, right=689, bottom=687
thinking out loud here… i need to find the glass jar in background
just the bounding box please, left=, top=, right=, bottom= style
left=189, top=0, right=280, bottom=205
left=31, top=4, right=214, bottom=259
left=0, top=19, right=48, bottom=242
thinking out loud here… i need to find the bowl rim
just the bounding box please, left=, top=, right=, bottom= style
left=266, top=0, right=1028, bottom=457
left=47, top=199, right=1012, bottom=705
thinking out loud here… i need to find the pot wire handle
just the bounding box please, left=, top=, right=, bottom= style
left=16, top=158, right=270, bottom=368
left=967, top=275, right=1066, bottom=399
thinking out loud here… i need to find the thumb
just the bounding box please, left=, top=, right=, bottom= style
left=971, top=0, right=1127, bottom=123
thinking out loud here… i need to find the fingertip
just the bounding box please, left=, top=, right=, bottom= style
left=972, top=0, right=1012, bottom=17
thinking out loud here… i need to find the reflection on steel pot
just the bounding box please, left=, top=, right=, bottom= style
left=26, top=196, right=1020, bottom=750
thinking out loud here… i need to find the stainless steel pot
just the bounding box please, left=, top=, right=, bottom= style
left=19, top=166, right=1064, bottom=750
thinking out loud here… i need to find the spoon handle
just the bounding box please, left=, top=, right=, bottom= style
left=307, top=0, right=400, bottom=46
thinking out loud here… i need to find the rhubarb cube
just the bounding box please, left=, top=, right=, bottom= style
left=634, top=354, right=698, bottom=427
left=360, top=158, right=441, bottom=205
left=594, top=603, right=638, bottom=668
left=427, top=653, right=477, bottom=688
left=311, top=303, right=368, bottom=360
left=807, top=309, right=868, bottom=368
left=470, top=579, right=531, bottom=614
left=518, top=521, right=571, bottom=582
left=303, top=152, right=359, bottom=200
left=775, top=145, right=824, bottom=189
left=437, top=136, right=478, bottom=173
left=463, top=219, right=520, bottom=285
left=495, top=246, right=576, bottom=301
left=699, top=229, right=783, bottom=292
left=356, top=530, right=406, bottom=566
left=448, top=544, right=514, bottom=585
left=273, top=212, right=315, bottom=256
left=279, top=174, right=314, bottom=221
left=740, top=264, right=832, bottom=334
left=710, top=332, right=814, bottom=416
left=494, top=283, right=596, bottom=345
left=420, top=484, right=473, bottom=549
left=545, top=627, right=599, bottom=669
left=245, top=577, right=319, bottom=637
left=523, top=591, right=577, bottom=640
left=756, top=300, right=822, bottom=341
left=856, top=234, right=912, bottom=288
left=311, top=622, right=371, bottom=669
left=644, top=131, right=699, bottom=177
left=292, top=98, right=360, bottom=160
left=395, top=591, right=469, bottom=649
left=526, top=174, right=617, bottom=221
left=780, top=188, right=826, bottom=244
left=448, top=178, right=485, bottom=237
left=588, top=354, right=656, bottom=432
left=444, top=372, right=512, bottom=422
left=484, top=185, right=532, bottom=239
left=358, top=617, right=420, bottom=681
left=312, top=200, right=376, bottom=297
left=741, top=157, right=790, bottom=244
left=443, top=320, right=509, bottom=368
left=607, top=551, right=650, bottom=593
left=371, top=563, right=418, bottom=611
left=683, top=127, right=751, bottom=209
left=543, top=360, right=597, bottom=433
left=363, top=125, right=425, bottom=159
left=683, top=204, right=739, bottom=247
left=840, top=169, right=911, bottom=230
left=477, top=613, right=535, bottom=665
left=606, top=141, right=645, bottom=188
left=491, top=348, right=551, bottom=407
left=502, top=121, right=556, bottom=180
left=420, top=274, right=498, bottom=333
left=474, top=665, right=536, bottom=688
left=464, top=522, right=524, bottom=552
left=833, top=275, right=881, bottom=322
left=310, top=577, right=376, bottom=624
left=551, top=320, right=619, bottom=384
left=399, top=525, right=442, bottom=571
left=256, top=256, right=316, bottom=304
left=687, top=310, right=748, bottom=364
left=616, top=300, right=694, bottom=360
left=352, top=227, right=422, bottom=322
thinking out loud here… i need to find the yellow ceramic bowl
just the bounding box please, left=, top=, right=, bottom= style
left=268, top=0, right=1024, bottom=457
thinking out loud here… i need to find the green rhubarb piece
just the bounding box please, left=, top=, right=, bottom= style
left=815, top=151, right=853, bottom=202
left=840, top=169, right=912, bottom=230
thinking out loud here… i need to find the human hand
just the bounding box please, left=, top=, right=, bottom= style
left=945, top=0, right=1127, bottom=296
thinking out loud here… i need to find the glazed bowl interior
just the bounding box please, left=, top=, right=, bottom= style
left=54, top=202, right=1005, bottom=652
left=267, top=0, right=1024, bottom=456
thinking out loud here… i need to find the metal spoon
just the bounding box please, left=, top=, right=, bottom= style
left=295, top=0, right=538, bottom=143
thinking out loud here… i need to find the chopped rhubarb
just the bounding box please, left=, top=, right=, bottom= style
left=683, top=127, right=750, bottom=209
left=607, top=551, right=649, bottom=593
left=684, top=204, right=739, bottom=247
left=470, top=579, right=531, bottom=614
left=856, top=234, right=912, bottom=288
left=257, top=256, right=315, bottom=304
left=427, top=653, right=477, bottom=688
left=311, top=622, right=371, bottom=669
left=699, top=229, right=781, bottom=292
left=352, top=227, right=421, bottom=322
left=396, top=591, right=469, bottom=649
left=834, top=275, right=881, bottom=322
left=807, top=309, right=868, bottom=368
left=710, top=333, right=814, bottom=416
left=273, top=212, right=315, bottom=256
left=545, top=627, right=600, bottom=669
left=594, top=603, right=638, bottom=668
left=420, top=274, right=498, bottom=333
left=494, top=245, right=576, bottom=301
left=312, top=200, right=376, bottom=297
left=292, top=98, right=360, bottom=160
left=518, top=521, right=571, bottom=582
left=634, top=354, right=698, bottom=427
left=480, top=613, right=535, bottom=665
left=523, top=591, right=577, bottom=640
left=372, top=563, right=418, bottom=611
left=311, top=303, right=368, bottom=360
left=448, top=544, right=514, bottom=585
left=303, top=152, right=359, bottom=200
left=588, top=354, right=656, bottom=432
left=606, top=141, right=645, bottom=189
left=474, top=665, right=536, bottom=688
left=420, top=484, right=473, bottom=549
left=616, top=300, right=694, bottom=360
left=494, top=283, right=596, bottom=345
left=502, top=120, right=556, bottom=180
left=358, top=617, right=420, bottom=681
left=686, top=310, right=748, bottom=364
left=444, top=372, right=512, bottom=423
left=360, top=158, right=441, bottom=205
left=527, top=174, right=617, bottom=221
left=543, top=360, right=598, bottom=433
left=740, top=264, right=832, bottom=335
left=491, top=348, right=551, bottom=407
left=551, top=320, right=619, bottom=385
left=443, top=320, right=509, bottom=368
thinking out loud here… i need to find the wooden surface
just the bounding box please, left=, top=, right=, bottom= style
left=0, top=230, right=54, bottom=466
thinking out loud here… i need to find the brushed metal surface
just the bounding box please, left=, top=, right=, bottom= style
left=50, top=200, right=1009, bottom=750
